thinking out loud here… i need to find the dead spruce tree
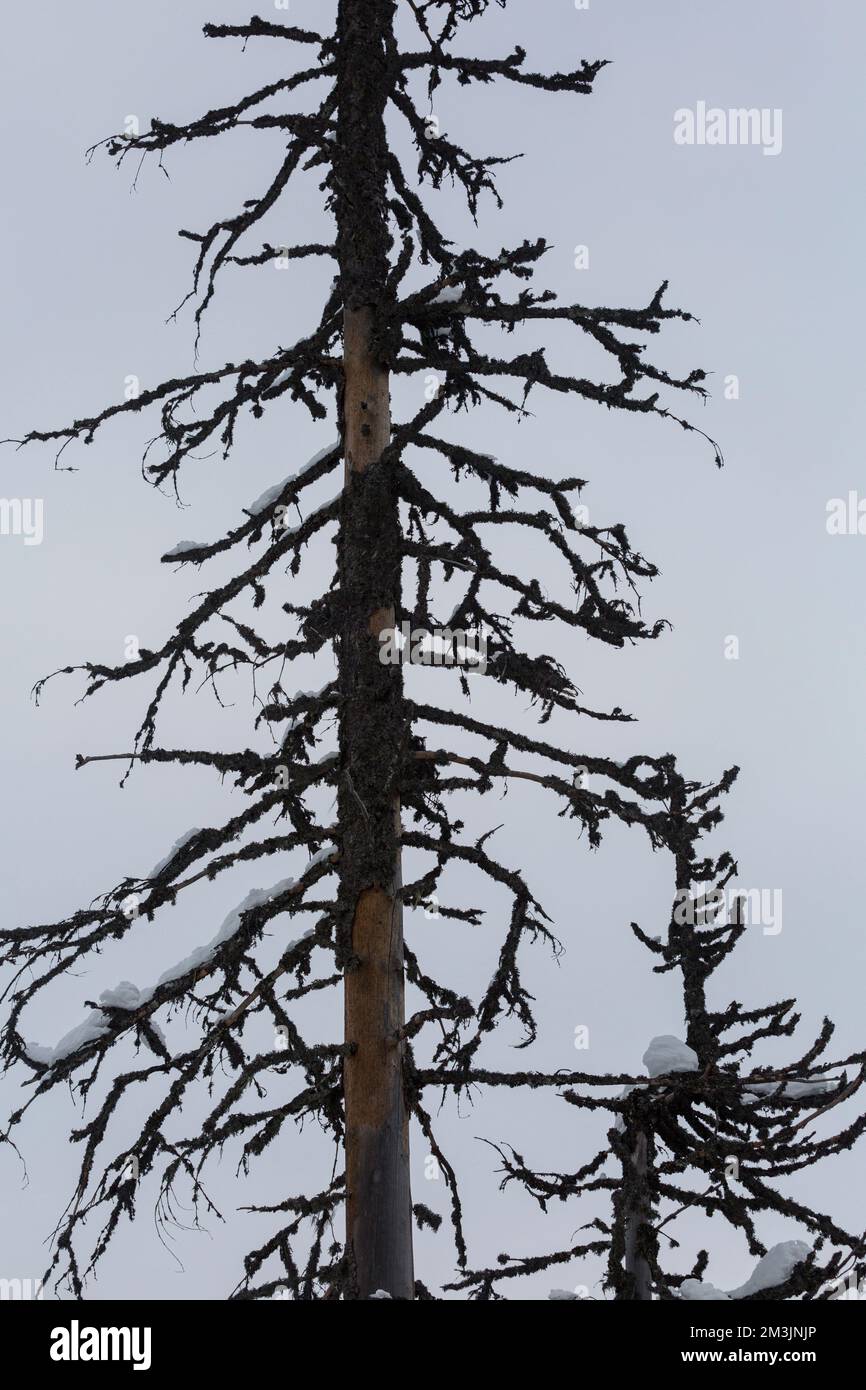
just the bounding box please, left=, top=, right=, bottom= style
left=2, top=2, right=862, bottom=1302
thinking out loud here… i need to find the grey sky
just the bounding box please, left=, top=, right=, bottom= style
left=1, top=0, right=864, bottom=1300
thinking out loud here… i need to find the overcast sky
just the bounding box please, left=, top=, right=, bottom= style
left=1, top=0, right=864, bottom=1301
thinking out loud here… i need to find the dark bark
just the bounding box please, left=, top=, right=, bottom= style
left=622, top=1123, right=654, bottom=1301
left=334, top=0, right=414, bottom=1300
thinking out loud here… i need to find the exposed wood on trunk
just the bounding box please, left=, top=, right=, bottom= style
left=335, top=0, right=413, bottom=1301
left=341, top=307, right=413, bottom=1300
left=623, top=1125, right=653, bottom=1300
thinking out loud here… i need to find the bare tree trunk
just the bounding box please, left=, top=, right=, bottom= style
left=335, top=0, right=414, bottom=1301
